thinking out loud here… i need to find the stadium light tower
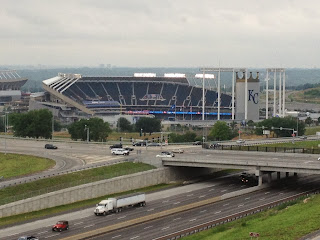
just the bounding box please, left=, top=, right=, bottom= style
left=195, top=73, right=215, bottom=121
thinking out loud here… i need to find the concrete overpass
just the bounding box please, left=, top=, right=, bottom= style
left=162, top=150, right=320, bottom=185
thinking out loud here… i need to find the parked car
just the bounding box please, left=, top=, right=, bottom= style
left=124, top=146, right=134, bottom=151
left=111, top=148, right=130, bottom=156
left=236, top=139, right=245, bottom=144
left=300, top=136, right=307, bottom=140
left=172, top=149, right=184, bottom=154
left=110, top=143, right=123, bottom=149
left=318, top=156, right=320, bottom=161
left=192, top=141, right=202, bottom=145
left=156, top=151, right=175, bottom=158
left=45, top=144, right=58, bottom=149
left=52, top=220, right=69, bottom=232
left=148, top=142, right=160, bottom=147
left=209, top=143, right=220, bottom=149
left=18, top=236, right=39, bottom=240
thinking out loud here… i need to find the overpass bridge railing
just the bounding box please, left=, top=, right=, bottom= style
left=206, top=144, right=320, bottom=154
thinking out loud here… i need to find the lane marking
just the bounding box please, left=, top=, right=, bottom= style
left=7, top=233, right=18, bottom=237
left=260, top=198, right=265, bottom=201
left=162, top=200, right=169, bottom=203
left=200, top=210, right=207, bottom=213
left=173, top=217, right=181, bottom=221
left=209, top=188, right=215, bottom=192
left=144, top=226, right=153, bottom=229
left=215, top=211, right=221, bottom=214
left=173, top=202, right=180, bottom=205
left=84, top=224, right=95, bottom=228
left=147, top=208, right=154, bottom=212
left=118, top=215, right=127, bottom=219
left=74, top=222, right=84, bottom=225
left=221, top=190, right=227, bottom=192
left=187, top=194, right=194, bottom=197
left=245, top=197, right=250, bottom=200
left=229, top=184, right=234, bottom=186
left=130, top=236, right=140, bottom=240
left=189, top=218, right=197, bottom=222
left=162, top=226, right=170, bottom=230
left=238, top=204, right=244, bottom=207
left=112, top=235, right=122, bottom=239
left=265, top=192, right=270, bottom=194
left=45, top=234, right=60, bottom=239
left=37, top=231, right=48, bottom=234
left=240, top=185, right=245, bottom=188
left=199, top=195, right=206, bottom=198
left=223, top=203, right=229, bottom=206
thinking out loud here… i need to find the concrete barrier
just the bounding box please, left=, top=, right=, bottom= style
left=0, top=166, right=215, bottom=218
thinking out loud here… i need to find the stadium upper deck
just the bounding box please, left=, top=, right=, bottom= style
left=42, top=73, right=232, bottom=120
left=0, top=70, right=28, bottom=90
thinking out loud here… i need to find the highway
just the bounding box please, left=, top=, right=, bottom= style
left=3, top=174, right=320, bottom=240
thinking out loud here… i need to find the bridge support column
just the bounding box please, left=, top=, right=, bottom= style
left=286, top=172, right=289, bottom=178
left=267, top=172, right=272, bottom=183
left=294, top=172, right=298, bottom=177
left=277, top=172, right=281, bottom=180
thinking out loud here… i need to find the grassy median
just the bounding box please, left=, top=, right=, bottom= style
left=185, top=195, right=320, bottom=240
left=0, top=162, right=155, bottom=205
left=0, top=153, right=55, bottom=179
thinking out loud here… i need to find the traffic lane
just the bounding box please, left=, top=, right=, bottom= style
left=5, top=178, right=246, bottom=239
left=6, top=175, right=317, bottom=240
left=91, top=179, right=319, bottom=240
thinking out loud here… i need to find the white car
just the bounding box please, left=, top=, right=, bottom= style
left=172, top=149, right=184, bottom=154
left=156, top=152, right=175, bottom=158
left=236, top=139, right=245, bottom=144
left=318, top=157, right=320, bottom=161
left=111, top=148, right=130, bottom=156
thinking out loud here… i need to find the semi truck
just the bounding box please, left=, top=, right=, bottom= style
left=94, top=192, right=146, bottom=216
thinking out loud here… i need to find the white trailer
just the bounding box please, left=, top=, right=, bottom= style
left=94, top=192, right=146, bottom=216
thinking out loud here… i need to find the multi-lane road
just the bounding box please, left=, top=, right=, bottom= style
left=2, top=174, right=320, bottom=240
left=1, top=137, right=320, bottom=239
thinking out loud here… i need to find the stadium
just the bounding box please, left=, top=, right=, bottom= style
left=0, top=70, right=28, bottom=104
left=37, top=72, right=235, bottom=125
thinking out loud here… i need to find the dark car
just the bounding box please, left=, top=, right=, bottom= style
left=110, top=143, right=123, bottom=149
left=45, top=144, right=58, bottom=149
left=192, top=141, right=202, bottom=145
left=18, top=237, right=39, bottom=240
left=124, top=146, right=134, bottom=151
left=148, top=142, right=160, bottom=147
left=132, top=141, right=147, bottom=146
left=52, top=220, right=69, bottom=232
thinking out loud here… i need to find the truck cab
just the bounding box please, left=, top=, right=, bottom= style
left=94, top=200, right=113, bottom=215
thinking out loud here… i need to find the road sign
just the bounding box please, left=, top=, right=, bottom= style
left=263, top=130, right=270, bottom=135
left=250, top=232, right=260, bottom=237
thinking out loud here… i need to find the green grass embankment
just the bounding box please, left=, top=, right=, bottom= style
left=305, top=126, right=320, bottom=136
left=0, top=162, right=155, bottom=205
left=184, top=195, right=320, bottom=240
left=0, top=183, right=177, bottom=228
left=0, top=153, right=55, bottom=179
left=258, top=140, right=320, bottom=149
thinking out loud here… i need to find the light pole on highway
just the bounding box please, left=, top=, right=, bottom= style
left=84, top=125, right=89, bottom=144
left=4, top=112, right=9, bottom=155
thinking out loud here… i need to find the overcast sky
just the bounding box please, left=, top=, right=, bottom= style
left=1, top=0, right=320, bottom=68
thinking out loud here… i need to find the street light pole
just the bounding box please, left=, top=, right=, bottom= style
left=84, top=125, right=89, bottom=144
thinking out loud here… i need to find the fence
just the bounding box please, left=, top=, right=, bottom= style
left=206, top=144, right=320, bottom=154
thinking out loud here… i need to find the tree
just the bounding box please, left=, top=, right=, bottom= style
left=10, top=109, right=52, bottom=138
left=208, top=121, right=233, bottom=141
left=135, top=118, right=161, bottom=135
left=305, top=117, right=313, bottom=126
left=255, top=117, right=306, bottom=137
left=117, top=117, right=132, bottom=132
left=168, top=131, right=197, bottom=143
left=68, top=118, right=111, bottom=142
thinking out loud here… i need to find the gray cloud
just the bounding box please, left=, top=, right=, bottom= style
left=1, top=0, right=320, bottom=67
